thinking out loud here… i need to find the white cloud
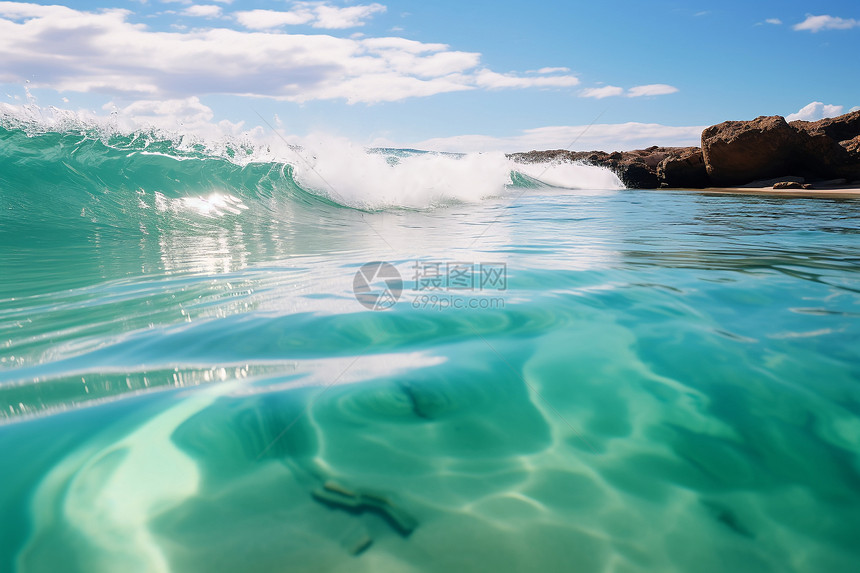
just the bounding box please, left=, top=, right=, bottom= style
left=786, top=101, right=844, bottom=122
left=105, top=96, right=214, bottom=127
left=474, top=69, right=579, bottom=89
left=579, top=84, right=678, bottom=99
left=311, top=2, right=386, bottom=29
left=165, top=0, right=232, bottom=4
left=0, top=2, right=580, bottom=104
left=851, top=106, right=860, bottom=113
left=793, top=14, right=859, bottom=32
left=233, top=9, right=314, bottom=29
left=580, top=85, right=624, bottom=99
left=627, top=84, right=678, bottom=97
left=182, top=5, right=222, bottom=18
left=234, top=2, right=385, bottom=31
left=765, top=18, right=782, bottom=25
left=414, top=123, right=706, bottom=153
left=533, top=67, right=570, bottom=74
left=0, top=2, right=69, bottom=17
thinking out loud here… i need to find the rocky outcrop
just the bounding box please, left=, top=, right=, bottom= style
left=509, top=110, right=860, bottom=189
left=773, top=181, right=812, bottom=190
left=701, top=116, right=800, bottom=186
left=739, top=176, right=805, bottom=188
left=657, top=149, right=708, bottom=188
left=791, top=110, right=860, bottom=144
left=790, top=111, right=860, bottom=181
left=702, top=110, right=860, bottom=185
left=843, top=135, right=860, bottom=155
left=615, top=160, right=659, bottom=189
left=508, top=146, right=705, bottom=189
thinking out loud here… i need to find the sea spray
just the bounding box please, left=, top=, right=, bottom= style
left=290, top=137, right=514, bottom=209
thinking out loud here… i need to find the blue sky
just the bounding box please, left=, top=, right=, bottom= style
left=1, top=0, right=858, bottom=151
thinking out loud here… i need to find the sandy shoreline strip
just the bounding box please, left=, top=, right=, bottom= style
left=665, top=186, right=860, bottom=199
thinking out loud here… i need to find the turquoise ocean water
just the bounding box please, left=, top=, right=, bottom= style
left=1, top=123, right=859, bottom=572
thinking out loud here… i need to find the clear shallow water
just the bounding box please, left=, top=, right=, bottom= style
left=1, top=126, right=860, bottom=572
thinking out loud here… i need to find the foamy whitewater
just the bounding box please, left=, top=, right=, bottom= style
left=1, top=111, right=859, bottom=573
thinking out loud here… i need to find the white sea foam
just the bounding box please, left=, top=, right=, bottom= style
left=288, top=137, right=513, bottom=209
left=288, top=137, right=624, bottom=209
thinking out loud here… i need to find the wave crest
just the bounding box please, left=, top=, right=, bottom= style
left=0, top=111, right=624, bottom=215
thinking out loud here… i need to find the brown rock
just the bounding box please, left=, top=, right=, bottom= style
left=739, top=176, right=804, bottom=188
left=597, top=147, right=694, bottom=188
left=790, top=110, right=860, bottom=180
left=701, top=116, right=802, bottom=186
left=841, top=134, right=860, bottom=155
left=773, top=181, right=805, bottom=189
left=792, top=130, right=859, bottom=181
left=702, top=111, right=860, bottom=184
left=508, top=146, right=701, bottom=189
left=616, top=161, right=659, bottom=188
left=657, top=149, right=709, bottom=188
left=791, top=109, right=860, bottom=144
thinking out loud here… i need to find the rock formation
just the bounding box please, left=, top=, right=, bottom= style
left=508, top=146, right=705, bottom=189
left=701, top=116, right=800, bottom=186
left=772, top=181, right=812, bottom=190
left=702, top=111, right=860, bottom=185
left=657, top=148, right=709, bottom=189
left=509, top=109, right=860, bottom=189
left=790, top=111, right=860, bottom=181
